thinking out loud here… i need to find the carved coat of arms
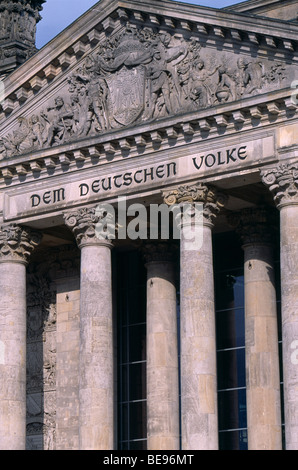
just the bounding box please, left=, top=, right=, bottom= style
left=0, top=24, right=289, bottom=159
left=107, top=65, right=146, bottom=126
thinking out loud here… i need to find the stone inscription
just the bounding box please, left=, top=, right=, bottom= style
left=29, top=145, right=248, bottom=210
left=3, top=136, right=276, bottom=221
left=30, top=162, right=177, bottom=208
left=192, top=146, right=247, bottom=170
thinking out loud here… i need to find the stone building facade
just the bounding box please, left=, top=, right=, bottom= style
left=0, top=0, right=297, bottom=451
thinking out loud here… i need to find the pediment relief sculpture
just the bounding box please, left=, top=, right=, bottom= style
left=0, top=23, right=292, bottom=159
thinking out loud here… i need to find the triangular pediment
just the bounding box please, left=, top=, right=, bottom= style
left=0, top=0, right=297, bottom=162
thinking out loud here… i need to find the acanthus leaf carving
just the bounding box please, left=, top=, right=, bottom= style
left=261, top=163, right=298, bottom=208
left=64, top=206, right=117, bottom=248
left=163, top=182, right=227, bottom=227
left=0, top=224, right=41, bottom=263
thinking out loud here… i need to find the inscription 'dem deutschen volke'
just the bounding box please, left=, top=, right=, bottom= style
left=30, top=145, right=248, bottom=208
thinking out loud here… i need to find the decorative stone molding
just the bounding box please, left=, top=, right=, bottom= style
left=163, top=182, right=227, bottom=227
left=261, top=163, right=298, bottom=208
left=142, top=242, right=178, bottom=264
left=0, top=89, right=295, bottom=183
left=0, top=223, right=41, bottom=263
left=228, top=206, right=278, bottom=246
left=0, top=0, right=46, bottom=76
left=0, top=19, right=292, bottom=159
left=64, top=206, right=116, bottom=248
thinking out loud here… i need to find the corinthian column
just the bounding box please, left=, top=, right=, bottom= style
left=64, top=207, right=115, bottom=450
left=231, top=207, right=282, bottom=450
left=262, top=164, right=298, bottom=450
left=164, top=184, right=227, bottom=450
left=143, top=242, right=179, bottom=450
left=0, top=224, right=41, bottom=450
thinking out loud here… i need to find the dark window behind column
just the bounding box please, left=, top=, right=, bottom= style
left=116, top=250, right=147, bottom=450
left=213, top=232, right=247, bottom=450
left=214, top=230, right=283, bottom=450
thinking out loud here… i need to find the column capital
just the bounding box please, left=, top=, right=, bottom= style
left=64, top=206, right=116, bottom=249
left=228, top=207, right=277, bottom=247
left=261, top=163, right=298, bottom=209
left=142, top=242, right=178, bottom=265
left=163, top=182, right=227, bottom=227
left=0, top=224, right=41, bottom=264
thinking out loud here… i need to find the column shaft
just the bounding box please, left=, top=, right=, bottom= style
left=244, top=243, right=282, bottom=450
left=163, top=183, right=226, bottom=450
left=146, top=257, right=179, bottom=450
left=261, top=164, right=298, bottom=450
left=0, top=224, right=40, bottom=450
left=0, top=262, right=27, bottom=450
left=79, top=242, right=114, bottom=450
left=180, top=224, right=218, bottom=450
left=280, top=205, right=298, bottom=449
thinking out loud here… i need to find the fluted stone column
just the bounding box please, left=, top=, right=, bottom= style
left=64, top=207, right=115, bottom=450
left=143, top=242, right=179, bottom=450
left=262, top=164, right=298, bottom=450
left=164, top=184, right=227, bottom=450
left=0, top=224, right=41, bottom=450
left=231, top=207, right=282, bottom=450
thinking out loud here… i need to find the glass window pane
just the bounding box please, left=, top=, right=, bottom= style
left=129, top=401, right=147, bottom=441
left=129, top=323, right=146, bottom=363
left=217, top=348, right=246, bottom=390
left=219, top=429, right=248, bottom=451
left=119, top=403, right=129, bottom=442
left=218, top=388, right=247, bottom=431
left=215, top=273, right=244, bottom=311
left=117, top=250, right=147, bottom=450
left=129, top=362, right=146, bottom=401
left=216, top=308, right=245, bottom=350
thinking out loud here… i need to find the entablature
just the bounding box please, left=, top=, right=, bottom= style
left=0, top=87, right=296, bottom=185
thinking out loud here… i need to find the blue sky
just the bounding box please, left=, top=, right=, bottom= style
left=36, top=0, right=244, bottom=49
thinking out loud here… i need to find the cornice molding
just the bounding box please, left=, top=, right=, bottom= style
left=0, top=88, right=296, bottom=184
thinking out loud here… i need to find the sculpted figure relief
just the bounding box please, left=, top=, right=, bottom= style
left=0, top=23, right=289, bottom=159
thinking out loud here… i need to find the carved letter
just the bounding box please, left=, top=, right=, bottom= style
left=217, top=151, right=225, bottom=166
left=114, top=175, right=122, bottom=188
left=226, top=148, right=237, bottom=163
left=53, top=188, right=65, bottom=203
left=43, top=191, right=51, bottom=205
left=91, top=180, right=100, bottom=193
left=79, top=183, right=89, bottom=197
left=31, top=194, right=41, bottom=208
left=123, top=172, right=133, bottom=187
left=205, top=153, right=216, bottom=168
left=167, top=162, right=177, bottom=177
left=192, top=156, right=204, bottom=171
left=238, top=146, right=247, bottom=160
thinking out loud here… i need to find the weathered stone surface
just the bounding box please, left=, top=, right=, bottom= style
left=0, top=1, right=45, bottom=77
left=164, top=183, right=227, bottom=450
left=65, top=207, right=114, bottom=450
left=144, top=243, right=179, bottom=450
left=0, top=0, right=295, bottom=160
left=0, top=0, right=297, bottom=453
left=0, top=224, right=40, bottom=450
left=262, top=165, right=298, bottom=450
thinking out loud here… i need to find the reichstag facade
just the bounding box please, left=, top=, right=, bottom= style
left=0, top=0, right=297, bottom=451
